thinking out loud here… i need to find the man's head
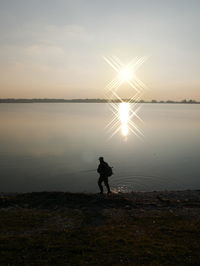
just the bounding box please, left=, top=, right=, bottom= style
left=99, top=157, right=104, bottom=162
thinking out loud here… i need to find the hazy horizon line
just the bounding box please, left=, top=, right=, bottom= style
left=0, top=98, right=199, bottom=104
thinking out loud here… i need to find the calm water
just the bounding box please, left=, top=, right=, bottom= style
left=0, top=103, right=200, bottom=193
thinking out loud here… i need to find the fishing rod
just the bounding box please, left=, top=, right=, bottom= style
left=65, top=169, right=97, bottom=175
left=65, top=166, right=114, bottom=175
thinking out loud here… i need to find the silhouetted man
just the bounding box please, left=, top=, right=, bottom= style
left=97, top=157, right=111, bottom=194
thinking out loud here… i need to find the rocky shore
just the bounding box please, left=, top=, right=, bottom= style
left=0, top=190, right=200, bottom=265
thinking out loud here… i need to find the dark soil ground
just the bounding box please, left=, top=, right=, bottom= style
left=0, top=190, right=200, bottom=265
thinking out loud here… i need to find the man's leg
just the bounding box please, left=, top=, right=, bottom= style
left=104, top=177, right=111, bottom=193
left=98, top=177, right=103, bottom=193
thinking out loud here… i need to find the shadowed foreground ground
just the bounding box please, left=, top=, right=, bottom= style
left=0, top=190, right=200, bottom=265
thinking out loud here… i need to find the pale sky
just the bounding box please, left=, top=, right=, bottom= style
left=0, top=0, right=200, bottom=100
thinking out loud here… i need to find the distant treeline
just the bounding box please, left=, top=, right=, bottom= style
left=0, top=98, right=107, bottom=103
left=0, top=98, right=199, bottom=104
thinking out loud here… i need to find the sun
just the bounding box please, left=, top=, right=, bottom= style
left=118, top=67, right=133, bottom=82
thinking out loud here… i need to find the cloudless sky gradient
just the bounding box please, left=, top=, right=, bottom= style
left=0, top=0, right=199, bottom=100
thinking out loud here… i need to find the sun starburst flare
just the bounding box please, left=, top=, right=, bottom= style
left=103, top=55, right=148, bottom=139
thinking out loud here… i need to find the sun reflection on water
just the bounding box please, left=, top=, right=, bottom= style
left=119, top=102, right=130, bottom=137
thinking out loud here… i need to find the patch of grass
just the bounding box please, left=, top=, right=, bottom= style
left=0, top=209, right=51, bottom=232
left=0, top=210, right=199, bottom=265
left=0, top=192, right=200, bottom=265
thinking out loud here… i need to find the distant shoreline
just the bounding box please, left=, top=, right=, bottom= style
left=0, top=98, right=199, bottom=104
